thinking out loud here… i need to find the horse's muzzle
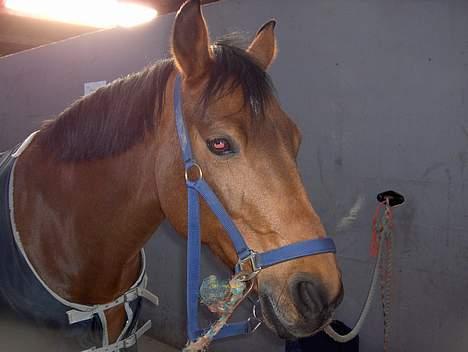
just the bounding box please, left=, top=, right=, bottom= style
left=294, top=276, right=341, bottom=319
left=259, top=272, right=343, bottom=338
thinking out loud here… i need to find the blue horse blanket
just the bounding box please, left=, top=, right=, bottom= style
left=0, top=145, right=157, bottom=351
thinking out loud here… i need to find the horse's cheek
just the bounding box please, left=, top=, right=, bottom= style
left=154, top=149, right=187, bottom=235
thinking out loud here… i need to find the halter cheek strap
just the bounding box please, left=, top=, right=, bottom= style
left=173, top=74, right=337, bottom=342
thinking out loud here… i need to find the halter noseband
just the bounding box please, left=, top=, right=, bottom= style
left=173, top=75, right=336, bottom=342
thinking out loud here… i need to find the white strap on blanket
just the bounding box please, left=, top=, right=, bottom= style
left=67, top=274, right=159, bottom=351
left=67, top=286, right=159, bottom=324
left=12, top=130, right=39, bottom=158
left=82, top=320, right=152, bottom=352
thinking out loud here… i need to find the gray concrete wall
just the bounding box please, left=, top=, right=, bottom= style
left=1, top=0, right=468, bottom=351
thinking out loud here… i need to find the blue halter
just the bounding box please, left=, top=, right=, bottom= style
left=173, top=75, right=337, bottom=342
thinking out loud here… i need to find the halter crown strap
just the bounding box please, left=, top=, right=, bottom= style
left=174, top=75, right=253, bottom=341
left=174, top=76, right=193, bottom=164
left=174, top=76, right=251, bottom=259
left=173, top=74, right=337, bottom=343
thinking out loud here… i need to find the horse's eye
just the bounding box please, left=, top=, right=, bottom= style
left=207, top=137, right=234, bottom=155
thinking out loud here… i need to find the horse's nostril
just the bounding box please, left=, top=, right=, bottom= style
left=296, top=281, right=326, bottom=317
left=298, top=282, right=314, bottom=311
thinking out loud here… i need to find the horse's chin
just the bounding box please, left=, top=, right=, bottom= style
left=259, top=294, right=332, bottom=339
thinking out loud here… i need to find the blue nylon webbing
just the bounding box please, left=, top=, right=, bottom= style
left=174, top=75, right=253, bottom=341
left=173, top=74, right=337, bottom=343
left=174, top=76, right=193, bottom=164
left=255, top=238, right=336, bottom=269
left=186, top=186, right=201, bottom=341
left=189, top=180, right=250, bottom=258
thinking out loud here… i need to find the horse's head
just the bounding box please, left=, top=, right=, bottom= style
left=156, top=0, right=343, bottom=338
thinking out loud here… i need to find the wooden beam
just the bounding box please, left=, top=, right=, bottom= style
left=131, top=0, right=219, bottom=14
left=0, top=41, right=32, bottom=56
left=0, top=13, right=96, bottom=50
left=0, top=0, right=221, bottom=57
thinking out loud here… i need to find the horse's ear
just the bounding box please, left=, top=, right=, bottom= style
left=247, top=20, right=277, bottom=70
left=172, top=0, right=211, bottom=82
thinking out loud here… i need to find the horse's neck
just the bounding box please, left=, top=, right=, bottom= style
left=13, top=139, right=164, bottom=304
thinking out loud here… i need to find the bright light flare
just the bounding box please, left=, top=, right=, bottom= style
left=5, top=0, right=158, bottom=28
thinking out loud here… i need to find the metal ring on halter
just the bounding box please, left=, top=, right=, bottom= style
left=236, top=270, right=260, bottom=282
left=233, top=273, right=256, bottom=296
left=184, top=162, right=203, bottom=183
left=247, top=316, right=262, bottom=334
left=252, top=299, right=262, bottom=321
left=247, top=299, right=262, bottom=333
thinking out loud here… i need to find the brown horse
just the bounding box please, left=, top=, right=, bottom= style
left=6, top=0, right=343, bottom=348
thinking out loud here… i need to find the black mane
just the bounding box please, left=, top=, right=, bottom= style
left=38, top=37, right=274, bottom=161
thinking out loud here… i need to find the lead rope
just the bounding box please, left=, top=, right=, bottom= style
left=183, top=274, right=251, bottom=352
left=324, top=199, right=394, bottom=350
left=380, top=200, right=393, bottom=352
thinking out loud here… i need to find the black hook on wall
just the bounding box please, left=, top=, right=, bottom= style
left=376, top=190, right=405, bottom=207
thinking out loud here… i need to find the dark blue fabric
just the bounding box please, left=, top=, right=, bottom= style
left=0, top=148, right=142, bottom=350
left=285, top=320, right=359, bottom=352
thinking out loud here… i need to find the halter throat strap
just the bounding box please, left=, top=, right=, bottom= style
left=173, top=74, right=337, bottom=342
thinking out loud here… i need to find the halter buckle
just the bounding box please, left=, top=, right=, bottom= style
left=236, top=251, right=261, bottom=281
